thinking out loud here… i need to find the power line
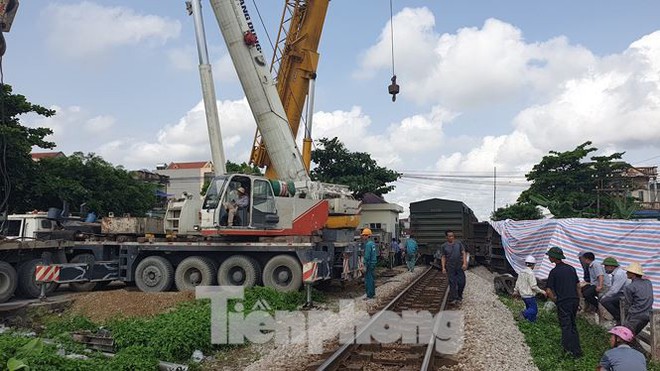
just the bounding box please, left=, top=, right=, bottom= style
left=632, top=154, right=660, bottom=166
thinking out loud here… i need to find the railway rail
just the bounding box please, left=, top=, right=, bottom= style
left=312, top=267, right=453, bottom=371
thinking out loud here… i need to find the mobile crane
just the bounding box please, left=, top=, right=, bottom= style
left=0, top=0, right=365, bottom=303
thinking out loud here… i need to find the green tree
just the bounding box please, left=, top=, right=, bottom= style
left=518, top=141, right=632, bottom=218
left=0, top=85, right=55, bottom=213
left=200, top=160, right=263, bottom=195
left=491, top=202, right=543, bottom=221
left=31, top=152, right=156, bottom=216
left=226, top=160, right=262, bottom=175
left=311, top=137, right=400, bottom=198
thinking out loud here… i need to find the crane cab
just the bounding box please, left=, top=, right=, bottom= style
left=201, top=174, right=280, bottom=230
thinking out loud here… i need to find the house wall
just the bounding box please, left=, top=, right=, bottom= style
left=360, top=203, right=403, bottom=238
left=156, top=167, right=212, bottom=198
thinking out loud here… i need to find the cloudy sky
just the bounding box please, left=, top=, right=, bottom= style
left=8, top=1, right=660, bottom=219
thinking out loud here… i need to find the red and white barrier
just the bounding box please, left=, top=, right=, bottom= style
left=35, top=265, right=60, bottom=283
left=302, top=261, right=318, bottom=283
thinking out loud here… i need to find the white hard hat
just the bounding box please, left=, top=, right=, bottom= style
left=524, top=255, right=536, bottom=264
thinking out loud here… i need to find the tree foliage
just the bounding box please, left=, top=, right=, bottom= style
left=0, top=85, right=55, bottom=213
left=226, top=160, right=262, bottom=175
left=311, top=137, right=400, bottom=199
left=201, top=160, right=263, bottom=195
left=491, top=202, right=543, bottom=221
left=518, top=141, right=633, bottom=218
left=30, top=153, right=156, bottom=216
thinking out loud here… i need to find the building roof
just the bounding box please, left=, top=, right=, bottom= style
left=166, top=161, right=211, bottom=170
left=30, top=151, right=65, bottom=161
left=621, top=165, right=657, bottom=177
left=361, top=193, right=387, bottom=204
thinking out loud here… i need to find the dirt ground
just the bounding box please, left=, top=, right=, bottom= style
left=69, top=289, right=195, bottom=323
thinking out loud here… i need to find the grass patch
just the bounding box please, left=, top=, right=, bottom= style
left=8, top=286, right=326, bottom=370
left=499, top=295, right=660, bottom=371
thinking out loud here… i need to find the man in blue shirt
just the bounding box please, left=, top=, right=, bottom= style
left=361, top=228, right=377, bottom=299
left=390, top=238, right=400, bottom=266
left=440, top=230, right=467, bottom=305
left=597, top=326, right=646, bottom=371
left=404, top=236, right=418, bottom=273
left=545, top=246, right=583, bottom=359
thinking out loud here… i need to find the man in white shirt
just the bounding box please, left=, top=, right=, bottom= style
left=513, top=255, right=546, bottom=322
left=600, top=257, right=629, bottom=325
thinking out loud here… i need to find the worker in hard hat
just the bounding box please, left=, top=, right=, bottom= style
left=599, top=257, right=629, bottom=325
left=597, top=326, right=647, bottom=371
left=513, top=255, right=546, bottom=322
left=361, top=228, right=377, bottom=300
left=622, top=262, right=654, bottom=335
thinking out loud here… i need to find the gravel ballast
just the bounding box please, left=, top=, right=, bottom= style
left=439, top=266, right=538, bottom=371
left=228, top=265, right=538, bottom=371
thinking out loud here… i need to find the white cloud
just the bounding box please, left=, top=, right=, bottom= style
left=98, top=98, right=256, bottom=169
left=24, top=105, right=116, bottom=149
left=357, top=8, right=595, bottom=108
left=42, top=1, right=181, bottom=59
left=313, top=105, right=455, bottom=168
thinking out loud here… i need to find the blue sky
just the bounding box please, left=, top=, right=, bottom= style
left=7, top=1, right=660, bottom=219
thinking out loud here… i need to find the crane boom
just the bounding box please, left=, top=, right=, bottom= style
left=249, top=0, right=329, bottom=178
left=208, top=0, right=309, bottom=183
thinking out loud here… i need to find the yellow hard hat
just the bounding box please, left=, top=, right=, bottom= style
left=361, top=228, right=372, bottom=236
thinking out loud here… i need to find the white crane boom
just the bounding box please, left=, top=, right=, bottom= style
left=208, top=0, right=310, bottom=183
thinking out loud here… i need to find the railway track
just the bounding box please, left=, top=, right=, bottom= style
left=312, top=267, right=454, bottom=371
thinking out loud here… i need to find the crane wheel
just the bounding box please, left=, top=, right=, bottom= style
left=0, top=261, right=18, bottom=303
left=175, top=256, right=216, bottom=291
left=135, top=256, right=174, bottom=293
left=69, top=254, right=98, bottom=292
left=16, top=259, right=59, bottom=298
left=262, top=255, right=302, bottom=293
left=217, top=255, right=259, bottom=288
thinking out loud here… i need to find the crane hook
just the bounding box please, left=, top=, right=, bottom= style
left=388, top=75, right=400, bottom=102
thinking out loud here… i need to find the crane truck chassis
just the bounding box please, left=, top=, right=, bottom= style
left=0, top=210, right=362, bottom=303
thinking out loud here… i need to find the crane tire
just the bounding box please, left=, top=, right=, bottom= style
left=0, top=261, right=18, bottom=303
left=68, top=254, right=98, bottom=292
left=135, top=256, right=174, bottom=293
left=262, top=255, right=302, bottom=293
left=248, top=257, right=262, bottom=285
left=175, top=256, right=216, bottom=291
left=217, top=255, right=259, bottom=288
left=16, top=259, right=58, bottom=298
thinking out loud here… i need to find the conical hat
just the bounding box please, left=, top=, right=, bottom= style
left=624, top=262, right=644, bottom=276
